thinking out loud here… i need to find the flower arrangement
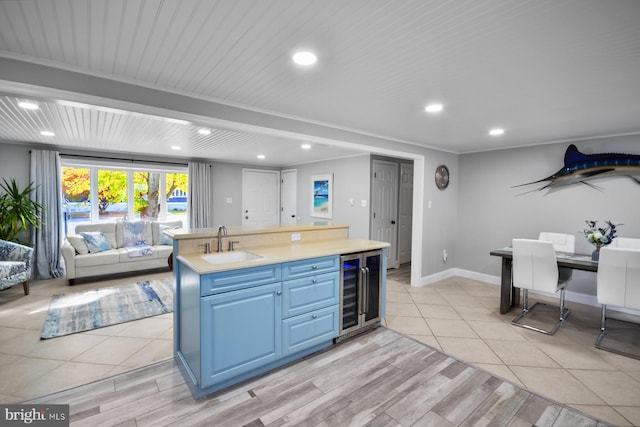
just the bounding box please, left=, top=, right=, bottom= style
left=583, top=220, right=620, bottom=248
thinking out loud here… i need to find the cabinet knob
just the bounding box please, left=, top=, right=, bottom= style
left=312, top=314, right=317, bottom=319
left=312, top=265, right=318, bottom=270
left=276, top=291, right=282, bottom=295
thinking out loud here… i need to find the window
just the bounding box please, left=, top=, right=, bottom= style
left=61, top=159, right=188, bottom=235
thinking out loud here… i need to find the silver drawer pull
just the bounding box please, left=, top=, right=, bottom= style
left=312, top=314, right=317, bottom=319
left=276, top=291, right=282, bottom=295
left=312, top=265, right=318, bottom=270
left=312, top=278, right=317, bottom=283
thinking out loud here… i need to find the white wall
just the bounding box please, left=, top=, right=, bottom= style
left=457, top=135, right=640, bottom=296
left=294, top=155, right=371, bottom=239
left=0, top=142, right=31, bottom=187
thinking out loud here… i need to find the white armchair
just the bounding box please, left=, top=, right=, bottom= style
left=0, top=239, right=33, bottom=295
left=511, top=238, right=570, bottom=335
left=596, top=246, right=640, bottom=359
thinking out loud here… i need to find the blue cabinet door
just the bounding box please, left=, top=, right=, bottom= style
left=282, top=271, right=340, bottom=318
left=201, top=282, right=282, bottom=387
left=282, top=305, right=339, bottom=356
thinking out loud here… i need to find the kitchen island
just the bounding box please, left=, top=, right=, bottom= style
left=168, top=223, right=389, bottom=398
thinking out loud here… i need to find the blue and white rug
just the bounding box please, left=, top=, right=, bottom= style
left=41, top=279, right=174, bottom=339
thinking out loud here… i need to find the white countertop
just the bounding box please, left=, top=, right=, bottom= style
left=177, top=238, right=389, bottom=274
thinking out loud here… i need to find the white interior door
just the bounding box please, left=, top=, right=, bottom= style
left=398, top=163, right=413, bottom=265
left=371, top=160, right=399, bottom=268
left=242, top=169, right=280, bottom=226
left=280, top=169, right=297, bottom=225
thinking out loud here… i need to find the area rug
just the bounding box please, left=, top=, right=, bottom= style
left=41, top=279, right=174, bottom=339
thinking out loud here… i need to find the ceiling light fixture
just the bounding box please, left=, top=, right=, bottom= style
left=198, top=128, right=211, bottom=135
left=40, top=130, right=55, bottom=137
left=292, top=51, right=317, bottom=66
left=489, top=128, right=505, bottom=136
left=425, top=103, right=443, bottom=113
left=18, top=101, right=39, bottom=110
left=301, top=143, right=311, bottom=150
left=257, top=154, right=266, bottom=160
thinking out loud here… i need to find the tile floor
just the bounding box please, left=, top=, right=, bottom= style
left=385, top=265, right=640, bottom=427
left=0, top=271, right=174, bottom=403
left=1, top=266, right=639, bottom=426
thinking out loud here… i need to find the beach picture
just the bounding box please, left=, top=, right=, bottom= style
left=311, top=174, right=333, bottom=218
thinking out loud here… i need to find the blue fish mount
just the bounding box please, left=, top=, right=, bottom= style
left=515, top=144, right=640, bottom=191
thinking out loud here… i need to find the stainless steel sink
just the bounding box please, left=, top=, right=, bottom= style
left=201, top=251, right=263, bottom=264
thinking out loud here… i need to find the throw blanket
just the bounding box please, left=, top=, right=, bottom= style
left=125, top=244, right=153, bottom=258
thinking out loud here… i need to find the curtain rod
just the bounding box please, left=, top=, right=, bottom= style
left=60, top=153, right=188, bottom=167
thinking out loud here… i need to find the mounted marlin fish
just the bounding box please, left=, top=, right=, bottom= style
left=516, top=144, right=640, bottom=190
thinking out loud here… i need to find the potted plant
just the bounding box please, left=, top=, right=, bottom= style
left=0, top=178, right=46, bottom=245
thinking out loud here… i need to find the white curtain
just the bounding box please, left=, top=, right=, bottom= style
left=188, top=162, right=214, bottom=228
left=30, top=149, right=65, bottom=279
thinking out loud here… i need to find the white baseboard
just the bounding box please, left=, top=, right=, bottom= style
left=411, top=268, right=640, bottom=317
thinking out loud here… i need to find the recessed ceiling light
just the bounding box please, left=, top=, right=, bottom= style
left=18, top=101, right=39, bottom=110
left=171, top=146, right=181, bottom=150
left=425, top=103, right=443, bottom=113
left=301, top=144, right=311, bottom=150
left=489, top=128, right=505, bottom=136
left=198, top=128, right=211, bottom=135
left=292, top=51, right=317, bottom=66
left=40, top=130, right=55, bottom=137
left=257, top=154, right=266, bottom=160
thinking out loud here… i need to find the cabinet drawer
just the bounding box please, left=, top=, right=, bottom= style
left=282, top=272, right=339, bottom=318
left=282, top=305, right=339, bottom=356
left=282, top=255, right=339, bottom=280
left=201, top=264, right=281, bottom=296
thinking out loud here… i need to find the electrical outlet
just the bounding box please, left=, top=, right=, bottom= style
left=443, top=249, right=448, bottom=263
left=291, top=233, right=301, bottom=241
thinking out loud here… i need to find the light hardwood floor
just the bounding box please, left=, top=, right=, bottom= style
left=28, top=327, right=607, bottom=426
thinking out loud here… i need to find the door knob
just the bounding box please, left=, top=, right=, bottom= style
left=391, top=220, right=396, bottom=224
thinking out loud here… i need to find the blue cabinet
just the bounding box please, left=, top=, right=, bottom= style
left=176, top=255, right=340, bottom=398
left=282, top=271, right=340, bottom=318
left=283, top=305, right=339, bottom=356
left=281, top=257, right=340, bottom=356
left=201, top=282, right=282, bottom=386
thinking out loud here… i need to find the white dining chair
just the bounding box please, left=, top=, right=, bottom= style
left=511, top=238, right=570, bottom=335
left=595, top=246, right=640, bottom=359
left=539, top=232, right=576, bottom=285
left=610, top=237, right=640, bottom=250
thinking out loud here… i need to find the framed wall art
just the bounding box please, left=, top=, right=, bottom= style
left=311, top=173, right=333, bottom=219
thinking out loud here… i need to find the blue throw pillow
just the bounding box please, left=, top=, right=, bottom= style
left=122, top=221, right=148, bottom=247
left=80, top=231, right=112, bottom=253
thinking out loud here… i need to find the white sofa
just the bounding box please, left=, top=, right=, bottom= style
left=61, top=220, right=182, bottom=285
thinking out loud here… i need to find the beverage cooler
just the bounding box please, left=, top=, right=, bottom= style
left=338, top=250, right=382, bottom=340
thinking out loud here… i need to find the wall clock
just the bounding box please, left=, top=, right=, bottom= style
left=435, top=165, right=450, bottom=190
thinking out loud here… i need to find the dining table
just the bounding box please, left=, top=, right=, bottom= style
left=490, top=247, right=598, bottom=314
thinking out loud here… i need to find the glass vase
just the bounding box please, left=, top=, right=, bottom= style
left=591, top=244, right=603, bottom=261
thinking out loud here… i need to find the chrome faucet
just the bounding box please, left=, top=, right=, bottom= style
left=217, top=225, right=228, bottom=252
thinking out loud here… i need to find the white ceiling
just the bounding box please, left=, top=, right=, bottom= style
left=0, top=0, right=639, bottom=166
